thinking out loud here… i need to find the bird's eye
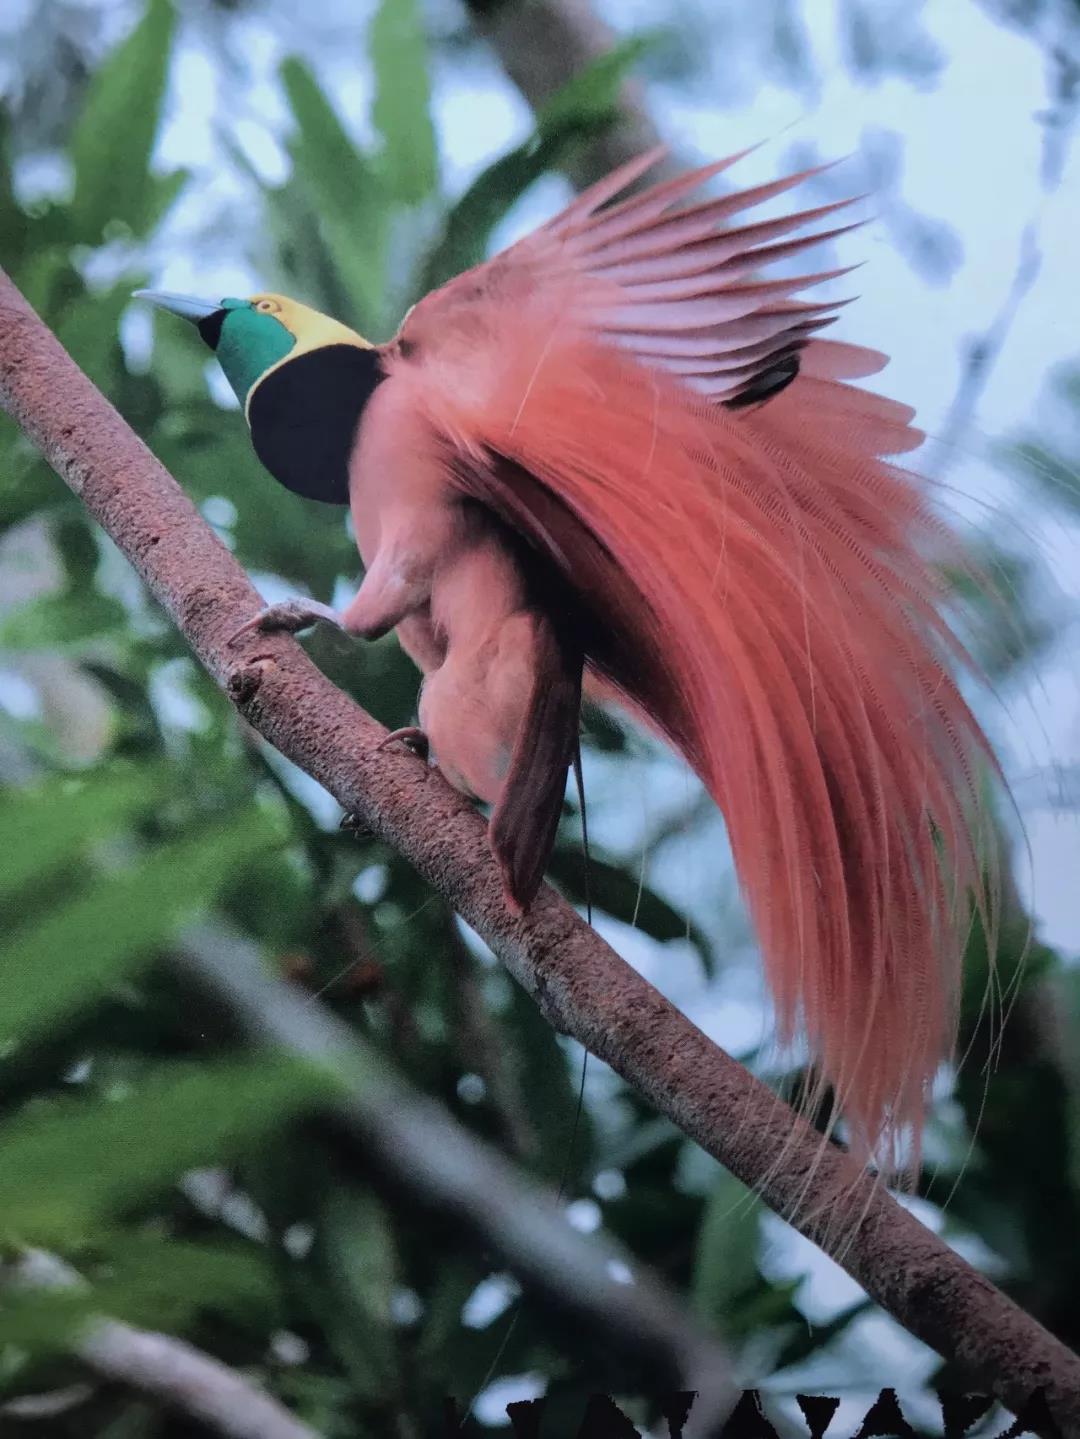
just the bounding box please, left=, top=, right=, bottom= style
left=255, top=299, right=280, bottom=314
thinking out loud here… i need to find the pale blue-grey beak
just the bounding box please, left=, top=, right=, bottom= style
left=132, top=290, right=220, bottom=324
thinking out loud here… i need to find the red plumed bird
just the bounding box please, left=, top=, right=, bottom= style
left=140, top=147, right=999, bottom=1164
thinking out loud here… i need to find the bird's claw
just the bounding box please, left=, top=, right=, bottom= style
left=375, top=726, right=430, bottom=762
left=339, top=812, right=372, bottom=838
left=227, top=599, right=343, bottom=647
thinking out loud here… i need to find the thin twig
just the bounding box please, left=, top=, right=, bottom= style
left=5, top=1250, right=320, bottom=1439
left=80, top=1326, right=318, bottom=1439
left=2, top=269, right=1080, bottom=1431
left=929, top=223, right=1043, bottom=480
left=931, top=0, right=1078, bottom=480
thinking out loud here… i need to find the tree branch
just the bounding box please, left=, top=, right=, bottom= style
left=929, top=222, right=1042, bottom=480
left=176, top=923, right=739, bottom=1435
left=6, top=1250, right=320, bottom=1439
left=462, top=0, right=679, bottom=188
left=932, top=0, right=1076, bottom=480
left=2, top=268, right=1080, bottom=1429
left=80, top=1325, right=318, bottom=1439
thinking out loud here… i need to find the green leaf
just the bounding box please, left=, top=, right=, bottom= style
left=0, top=767, right=161, bottom=903
left=0, top=1283, right=92, bottom=1355
left=140, top=167, right=190, bottom=236
left=0, top=1235, right=279, bottom=1356
left=0, top=807, right=283, bottom=1049
left=51, top=280, right=134, bottom=390
left=69, top=0, right=177, bottom=243
left=1001, top=436, right=1080, bottom=516
left=93, top=1234, right=279, bottom=1333
left=53, top=514, right=102, bottom=584
left=369, top=0, right=438, bottom=204
left=691, top=1172, right=762, bottom=1329
left=0, top=110, right=29, bottom=269
left=415, top=1264, right=478, bottom=1369
left=263, top=178, right=358, bottom=324
left=148, top=308, right=218, bottom=406
left=536, top=35, right=653, bottom=136
left=310, top=1187, right=399, bottom=1396
left=0, top=442, right=67, bottom=532
left=420, top=34, right=651, bottom=291
left=0, top=1057, right=327, bottom=1244
left=15, top=245, right=76, bottom=318
left=413, top=1263, right=536, bottom=1412
left=502, top=981, right=591, bottom=1184
left=419, top=140, right=556, bottom=292
left=0, top=589, right=128, bottom=653
left=944, top=538, right=1053, bottom=681
left=279, top=57, right=388, bottom=331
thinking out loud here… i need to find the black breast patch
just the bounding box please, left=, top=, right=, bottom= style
left=248, top=344, right=385, bottom=505
left=723, top=350, right=802, bottom=410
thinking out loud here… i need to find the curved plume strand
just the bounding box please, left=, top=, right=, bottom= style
left=563, top=162, right=839, bottom=259
left=549, top=148, right=758, bottom=241
left=599, top=220, right=864, bottom=299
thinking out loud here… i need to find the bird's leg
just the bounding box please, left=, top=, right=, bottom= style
left=226, top=549, right=432, bottom=649
left=336, top=549, right=433, bottom=641
left=227, top=597, right=343, bottom=646
left=229, top=501, right=459, bottom=649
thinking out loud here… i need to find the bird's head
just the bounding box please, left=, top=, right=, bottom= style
left=135, top=290, right=382, bottom=504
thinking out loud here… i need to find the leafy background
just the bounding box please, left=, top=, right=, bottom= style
left=0, top=0, right=1078, bottom=1434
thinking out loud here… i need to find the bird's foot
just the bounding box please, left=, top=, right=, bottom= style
left=228, top=598, right=343, bottom=647
left=375, top=726, right=430, bottom=762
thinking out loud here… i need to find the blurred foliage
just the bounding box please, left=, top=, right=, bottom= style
left=0, top=1, right=1077, bottom=1436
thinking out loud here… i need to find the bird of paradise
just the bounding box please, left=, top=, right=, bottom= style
left=139, top=146, right=1000, bottom=1168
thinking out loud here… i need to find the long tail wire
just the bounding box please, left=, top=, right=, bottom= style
left=463, top=740, right=592, bottom=1429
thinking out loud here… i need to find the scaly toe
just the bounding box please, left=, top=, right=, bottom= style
left=226, top=598, right=342, bottom=647
left=375, top=726, right=430, bottom=762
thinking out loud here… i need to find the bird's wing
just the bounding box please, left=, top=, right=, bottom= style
left=404, top=146, right=904, bottom=411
